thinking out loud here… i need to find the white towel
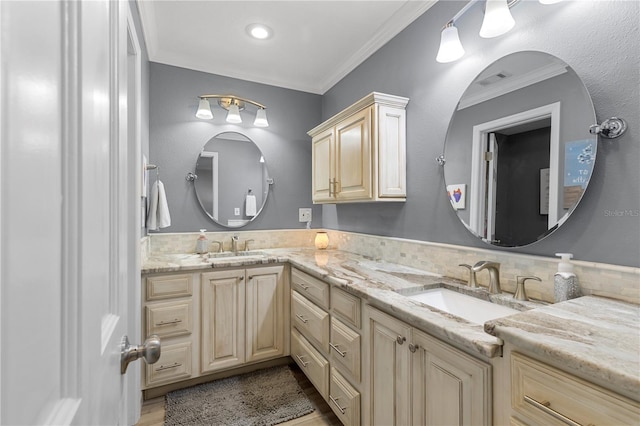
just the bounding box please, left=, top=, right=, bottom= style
left=245, top=194, right=257, bottom=217
left=147, top=180, right=171, bottom=230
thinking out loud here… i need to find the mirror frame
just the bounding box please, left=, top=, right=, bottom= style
left=193, top=131, right=270, bottom=228
left=443, top=51, right=597, bottom=247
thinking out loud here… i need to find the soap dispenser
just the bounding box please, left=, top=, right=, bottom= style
left=196, top=229, right=209, bottom=254
left=554, top=253, right=581, bottom=302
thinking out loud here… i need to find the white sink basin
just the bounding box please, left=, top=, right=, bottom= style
left=205, top=251, right=267, bottom=264
left=205, top=251, right=267, bottom=259
left=407, top=288, right=519, bottom=324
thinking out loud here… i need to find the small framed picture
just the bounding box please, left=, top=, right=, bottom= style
left=447, top=184, right=466, bottom=210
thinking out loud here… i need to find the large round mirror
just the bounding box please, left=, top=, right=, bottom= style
left=194, top=132, right=270, bottom=228
left=444, top=51, right=597, bottom=247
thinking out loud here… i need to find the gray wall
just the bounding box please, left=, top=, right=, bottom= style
left=320, top=0, right=640, bottom=267
left=149, top=63, right=322, bottom=232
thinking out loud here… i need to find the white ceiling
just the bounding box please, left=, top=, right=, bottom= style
left=137, top=1, right=437, bottom=94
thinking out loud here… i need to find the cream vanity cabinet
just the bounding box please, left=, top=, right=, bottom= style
left=290, top=268, right=362, bottom=426
left=201, top=265, right=287, bottom=373
left=364, top=306, right=492, bottom=426
left=142, top=273, right=196, bottom=388
left=142, top=264, right=288, bottom=393
left=308, top=92, right=408, bottom=204
left=506, top=348, right=640, bottom=425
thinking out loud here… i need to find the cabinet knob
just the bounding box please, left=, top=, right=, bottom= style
left=396, top=336, right=406, bottom=345
left=409, top=343, right=419, bottom=353
left=239, top=276, right=244, bottom=281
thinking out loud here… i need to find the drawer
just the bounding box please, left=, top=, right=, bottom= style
left=330, top=317, right=361, bottom=382
left=291, top=329, right=329, bottom=400
left=329, top=367, right=360, bottom=426
left=145, top=300, right=193, bottom=338
left=331, top=286, right=361, bottom=329
left=511, top=352, right=640, bottom=425
left=146, top=274, right=193, bottom=301
left=145, top=342, right=192, bottom=387
left=292, top=268, right=329, bottom=309
left=292, top=290, right=330, bottom=352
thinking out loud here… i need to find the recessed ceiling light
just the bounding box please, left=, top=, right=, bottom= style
left=246, top=23, right=273, bottom=40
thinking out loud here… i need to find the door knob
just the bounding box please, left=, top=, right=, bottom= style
left=120, top=334, right=161, bottom=374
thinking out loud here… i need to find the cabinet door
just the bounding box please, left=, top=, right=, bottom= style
left=376, top=104, right=406, bottom=198
left=245, top=265, right=285, bottom=363
left=201, top=270, right=245, bottom=373
left=312, top=127, right=335, bottom=203
left=364, top=306, right=412, bottom=426
left=336, top=107, right=372, bottom=201
left=412, top=328, right=491, bottom=426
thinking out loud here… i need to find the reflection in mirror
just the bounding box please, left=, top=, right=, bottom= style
left=194, top=132, right=269, bottom=228
left=444, top=51, right=597, bottom=247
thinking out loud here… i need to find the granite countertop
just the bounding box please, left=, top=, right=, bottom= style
left=485, top=296, right=640, bottom=401
left=143, top=248, right=544, bottom=359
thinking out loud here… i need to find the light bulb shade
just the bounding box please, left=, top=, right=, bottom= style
left=479, top=0, right=515, bottom=38
left=226, top=103, right=242, bottom=123
left=436, top=25, right=465, bottom=63
left=196, top=98, right=213, bottom=119
left=253, top=108, right=269, bottom=127
left=314, top=232, right=329, bottom=250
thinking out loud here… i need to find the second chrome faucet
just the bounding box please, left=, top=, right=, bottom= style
left=472, top=261, right=501, bottom=294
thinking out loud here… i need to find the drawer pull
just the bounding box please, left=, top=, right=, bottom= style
left=295, top=314, right=308, bottom=324
left=524, top=395, right=582, bottom=426
left=155, top=318, right=182, bottom=326
left=155, top=362, right=182, bottom=372
left=295, top=354, right=309, bottom=367
left=329, top=342, right=347, bottom=357
left=298, top=283, right=310, bottom=291
left=396, top=336, right=406, bottom=345
left=329, top=395, right=346, bottom=414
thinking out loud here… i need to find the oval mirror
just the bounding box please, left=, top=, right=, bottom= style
left=194, top=132, right=270, bottom=228
left=444, top=51, right=597, bottom=247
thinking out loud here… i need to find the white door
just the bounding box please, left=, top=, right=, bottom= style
left=0, top=1, right=141, bottom=424
left=485, top=133, right=499, bottom=243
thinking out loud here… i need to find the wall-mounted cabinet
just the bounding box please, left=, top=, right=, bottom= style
left=308, top=92, right=409, bottom=204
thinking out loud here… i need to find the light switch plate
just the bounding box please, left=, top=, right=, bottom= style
left=299, top=208, right=312, bottom=222
left=234, top=207, right=240, bottom=216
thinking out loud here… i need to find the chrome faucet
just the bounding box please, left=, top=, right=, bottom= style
left=472, top=261, right=501, bottom=294
left=231, top=235, right=239, bottom=254
left=458, top=264, right=478, bottom=288
left=211, top=240, right=223, bottom=253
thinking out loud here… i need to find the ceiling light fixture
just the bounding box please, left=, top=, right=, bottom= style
left=195, top=94, right=269, bottom=127
left=436, top=0, right=559, bottom=63
left=246, top=23, right=273, bottom=40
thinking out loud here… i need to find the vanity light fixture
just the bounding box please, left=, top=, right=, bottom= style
left=195, top=94, right=269, bottom=127
left=436, top=0, right=558, bottom=63
left=479, top=0, right=515, bottom=38
left=436, top=23, right=465, bottom=63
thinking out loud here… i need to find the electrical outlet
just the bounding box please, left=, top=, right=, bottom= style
left=234, top=207, right=240, bottom=216
left=299, top=208, right=312, bottom=222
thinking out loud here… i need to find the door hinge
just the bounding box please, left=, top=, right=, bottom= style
left=484, top=151, right=493, bottom=161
